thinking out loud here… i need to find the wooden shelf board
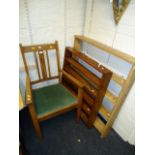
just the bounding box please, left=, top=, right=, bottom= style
left=94, top=116, right=105, bottom=134
left=105, top=90, right=118, bottom=104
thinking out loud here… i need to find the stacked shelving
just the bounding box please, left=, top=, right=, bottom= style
left=62, top=47, right=112, bottom=127
left=74, top=35, right=135, bottom=138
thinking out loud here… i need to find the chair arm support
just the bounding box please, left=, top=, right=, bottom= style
left=62, top=70, right=85, bottom=88
left=26, top=75, right=33, bottom=105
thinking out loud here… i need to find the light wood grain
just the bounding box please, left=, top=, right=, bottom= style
left=74, top=35, right=135, bottom=64
left=73, top=35, right=135, bottom=138
left=19, top=89, right=24, bottom=110
left=105, top=90, right=117, bottom=104
left=101, top=65, right=135, bottom=138
left=94, top=116, right=105, bottom=134
left=99, top=106, right=111, bottom=121
left=112, top=73, right=125, bottom=86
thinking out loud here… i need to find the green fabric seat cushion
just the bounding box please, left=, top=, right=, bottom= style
left=32, top=84, right=77, bottom=117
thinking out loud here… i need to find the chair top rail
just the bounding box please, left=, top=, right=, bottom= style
left=20, top=43, right=57, bottom=52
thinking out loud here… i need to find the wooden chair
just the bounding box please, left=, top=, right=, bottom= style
left=20, top=41, right=84, bottom=138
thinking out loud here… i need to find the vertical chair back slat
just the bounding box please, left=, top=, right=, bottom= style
left=46, top=50, right=51, bottom=78
left=55, top=41, right=61, bottom=82
left=38, top=51, right=48, bottom=80
left=34, top=52, right=41, bottom=80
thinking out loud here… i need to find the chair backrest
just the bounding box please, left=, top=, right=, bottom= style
left=20, top=41, right=61, bottom=85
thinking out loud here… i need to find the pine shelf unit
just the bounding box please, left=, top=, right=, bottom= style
left=74, top=35, right=135, bottom=138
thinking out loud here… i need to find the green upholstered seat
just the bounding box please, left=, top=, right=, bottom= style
left=32, top=84, right=77, bottom=117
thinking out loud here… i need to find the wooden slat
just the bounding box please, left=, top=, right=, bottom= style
left=91, top=72, right=112, bottom=125
left=101, top=65, right=135, bottom=138
left=112, top=73, right=125, bottom=86
left=82, top=104, right=91, bottom=116
left=62, top=76, right=95, bottom=108
left=105, top=90, right=117, bottom=104
left=66, top=58, right=101, bottom=86
left=30, top=76, right=59, bottom=85
left=19, top=64, right=35, bottom=72
left=62, top=70, right=85, bottom=88
left=70, top=35, right=135, bottom=138
left=74, top=35, right=135, bottom=64
left=64, top=65, right=97, bottom=97
left=61, top=80, right=77, bottom=98
left=19, top=89, right=24, bottom=110
left=46, top=50, right=51, bottom=78
left=94, top=116, right=105, bottom=134
left=77, top=85, right=84, bottom=122
left=66, top=47, right=110, bottom=74
left=83, top=92, right=94, bottom=107
left=38, top=51, right=47, bottom=80
left=26, top=76, right=32, bottom=105
left=74, top=36, right=81, bottom=51
left=99, top=106, right=111, bottom=121
left=55, top=41, right=61, bottom=82
left=34, top=52, right=41, bottom=80
left=23, top=43, right=56, bottom=52
left=72, top=66, right=98, bottom=89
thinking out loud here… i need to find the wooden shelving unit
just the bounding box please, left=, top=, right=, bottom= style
left=62, top=47, right=112, bottom=127
left=74, top=35, right=135, bottom=138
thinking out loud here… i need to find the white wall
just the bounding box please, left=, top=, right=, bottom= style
left=19, top=0, right=86, bottom=66
left=19, top=0, right=86, bottom=95
left=83, top=0, right=135, bottom=144
left=19, top=0, right=135, bottom=145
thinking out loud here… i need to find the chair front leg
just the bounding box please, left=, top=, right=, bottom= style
left=77, top=87, right=83, bottom=122
left=28, top=104, right=42, bottom=139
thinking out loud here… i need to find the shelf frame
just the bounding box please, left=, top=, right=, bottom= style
left=74, top=35, right=135, bottom=138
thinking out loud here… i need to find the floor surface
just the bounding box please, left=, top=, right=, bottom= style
left=19, top=108, right=135, bottom=155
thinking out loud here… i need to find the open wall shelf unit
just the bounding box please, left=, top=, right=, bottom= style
left=74, top=35, right=135, bottom=138
left=62, top=47, right=112, bottom=127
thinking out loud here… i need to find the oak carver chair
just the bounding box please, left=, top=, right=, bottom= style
left=20, top=41, right=84, bottom=138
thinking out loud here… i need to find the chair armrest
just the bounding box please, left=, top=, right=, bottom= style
left=62, top=70, right=84, bottom=122
left=62, top=70, right=85, bottom=88
left=26, top=75, right=33, bottom=105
